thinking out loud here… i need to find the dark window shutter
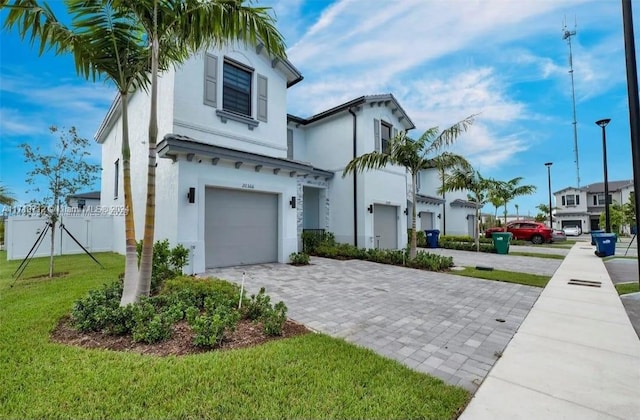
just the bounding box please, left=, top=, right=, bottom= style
left=392, top=127, right=398, bottom=138
left=287, top=129, right=293, bottom=160
left=204, top=53, right=218, bottom=107
left=374, top=119, right=381, bottom=152
left=562, top=196, right=566, bottom=206
left=593, top=195, right=597, bottom=205
left=576, top=194, right=580, bottom=205
left=257, top=74, right=268, bottom=122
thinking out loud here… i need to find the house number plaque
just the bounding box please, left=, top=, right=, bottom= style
left=241, top=183, right=255, bottom=189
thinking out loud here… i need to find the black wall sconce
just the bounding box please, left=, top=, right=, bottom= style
left=368, top=204, right=373, bottom=214
left=187, top=187, right=196, bottom=203
left=289, top=196, right=296, bottom=209
left=403, top=208, right=408, bottom=215
left=437, top=213, right=441, bottom=219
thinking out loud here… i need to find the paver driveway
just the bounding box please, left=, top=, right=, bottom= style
left=206, top=257, right=542, bottom=392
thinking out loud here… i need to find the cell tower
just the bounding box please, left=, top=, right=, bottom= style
left=563, top=19, right=580, bottom=187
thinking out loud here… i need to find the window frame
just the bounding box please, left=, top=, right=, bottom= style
left=381, top=120, right=392, bottom=154
left=114, top=159, right=119, bottom=200
left=222, top=58, right=253, bottom=117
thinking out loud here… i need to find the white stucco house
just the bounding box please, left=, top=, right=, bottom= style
left=65, top=191, right=101, bottom=209
left=553, top=179, right=634, bottom=233
left=95, top=41, right=475, bottom=272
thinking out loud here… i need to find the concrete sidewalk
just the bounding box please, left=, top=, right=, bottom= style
left=460, top=243, right=640, bottom=419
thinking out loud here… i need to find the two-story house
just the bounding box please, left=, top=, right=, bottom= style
left=553, top=179, right=634, bottom=232
left=95, top=41, right=474, bottom=272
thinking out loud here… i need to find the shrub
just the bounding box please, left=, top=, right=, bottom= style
left=188, top=306, right=240, bottom=348
left=137, top=239, right=190, bottom=294
left=262, top=301, right=288, bottom=336
left=409, top=251, right=453, bottom=271
left=301, top=230, right=327, bottom=253
left=407, top=229, right=427, bottom=247
left=161, top=276, right=243, bottom=309
left=130, top=299, right=177, bottom=344
left=439, top=240, right=497, bottom=253
left=71, top=281, right=123, bottom=332
left=289, top=252, right=310, bottom=265
left=242, top=287, right=272, bottom=321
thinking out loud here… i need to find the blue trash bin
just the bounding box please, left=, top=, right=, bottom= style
left=632, top=225, right=637, bottom=235
left=590, top=230, right=604, bottom=245
left=425, top=229, right=440, bottom=248
left=594, top=233, right=617, bottom=257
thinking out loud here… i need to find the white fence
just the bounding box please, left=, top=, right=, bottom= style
left=6, top=215, right=116, bottom=260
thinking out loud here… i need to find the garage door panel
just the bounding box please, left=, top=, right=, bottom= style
left=205, top=188, right=278, bottom=268
left=374, top=204, right=398, bottom=249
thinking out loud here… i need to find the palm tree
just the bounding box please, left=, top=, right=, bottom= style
left=430, top=152, right=472, bottom=235
left=487, top=192, right=504, bottom=228
left=493, top=177, right=536, bottom=230
left=343, top=115, right=476, bottom=258
left=0, top=184, right=16, bottom=206
left=126, top=0, right=287, bottom=298
left=439, top=167, right=492, bottom=252
left=3, top=0, right=152, bottom=305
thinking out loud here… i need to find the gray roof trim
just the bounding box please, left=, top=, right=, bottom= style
left=553, top=186, right=580, bottom=195
left=416, top=194, right=445, bottom=204
left=67, top=191, right=101, bottom=200
left=95, top=92, right=122, bottom=143
left=582, top=179, right=634, bottom=193
left=449, top=198, right=480, bottom=209
left=158, top=134, right=334, bottom=178
left=287, top=94, right=415, bottom=130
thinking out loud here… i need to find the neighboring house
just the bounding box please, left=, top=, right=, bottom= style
left=409, top=168, right=477, bottom=237
left=66, top=191, right=101, bottom=209
left=95, top=41, right=471, bottom=272
left=553, top=179, right=634, bottom=232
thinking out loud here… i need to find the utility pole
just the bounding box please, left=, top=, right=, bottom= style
left=563, top=20, right=581, bottom=187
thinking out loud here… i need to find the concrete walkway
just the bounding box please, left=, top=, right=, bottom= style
left=206, top=257, right=541, bottom=392
left=460, top=244, right=640, bottom=419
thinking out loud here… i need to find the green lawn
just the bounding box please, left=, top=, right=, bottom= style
left=509, top=251, right=565, bottom=260
left=615, top=282, right=640, bottom=295
left=0, top=251, right=468, bottom=419
left=453, top=267, right=551, bottom=288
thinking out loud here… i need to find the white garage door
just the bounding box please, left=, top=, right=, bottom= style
left=374, top=204, right=398, bottom=249
left=205, top=188, right=278, bottom=268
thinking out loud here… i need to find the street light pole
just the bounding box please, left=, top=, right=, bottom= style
left=596, top=119, right=612, bottom=233
left=545, top=162, right=553, bottom=230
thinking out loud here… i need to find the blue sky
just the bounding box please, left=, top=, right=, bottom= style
left=0, top=0, right=638, bottom=217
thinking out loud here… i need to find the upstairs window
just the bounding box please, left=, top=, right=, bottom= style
left=223, top=60, right=252, bottom=116
left=381, top=121, right=392, bottom=154
left=566, top=195, right=575, bottom=206
left=594, top=193, right=612, bottom=206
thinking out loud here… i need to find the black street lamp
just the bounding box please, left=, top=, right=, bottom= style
left=545, top=162, right=553, bottom=229
left=596, top=118, right=612, bottom=233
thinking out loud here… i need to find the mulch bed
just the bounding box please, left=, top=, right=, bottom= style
left=51, top=316, right=311, bottom=357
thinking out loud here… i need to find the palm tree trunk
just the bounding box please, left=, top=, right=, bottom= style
left=503, top=203, right=508, bottom=231
left=137, top=9, right=159, bottom=298
left=475, top=202, right=480, bottom=252
left=410, top=171, right=417, bottom=258
left=119, top=93, right=140, bottom=305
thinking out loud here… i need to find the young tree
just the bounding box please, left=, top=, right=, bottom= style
left=22, top=126, right=100, bottom=277
left=439, top=167, right=492, bottom=252
left=624, top=191, right=637, bottom=230
left=343, top=116, right=476, bottom=258
left=600, top=201, right=625, bottom=234
left=493, top=177, right=536, bottom=230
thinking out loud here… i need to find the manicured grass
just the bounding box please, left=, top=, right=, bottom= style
left=615, top=282, right=640, bottom=295
left=0, top=251, right=469, bottom=419
left=509, top=251, right=565, bottom=260
left=453, top=267, right=551, bottom=288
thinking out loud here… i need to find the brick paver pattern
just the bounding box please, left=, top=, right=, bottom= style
left=206, top=257, right=542, bottom=392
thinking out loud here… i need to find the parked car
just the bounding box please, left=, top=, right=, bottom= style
left=563, top=225, right=582, bottom=236
left=552, top=229, right=567, bottom=242
left=484, top=222, right=555, bottom=244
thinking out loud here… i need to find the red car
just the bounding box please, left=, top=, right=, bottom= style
left=485, top=222, right=554, bottom=244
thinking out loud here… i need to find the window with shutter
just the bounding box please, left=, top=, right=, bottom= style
left=223, top=60, right=252, bottom=116
left=374, top=119, right=381, bottom=152
left=203, top=53, right=218, bottom=107
left=576, top=194, right=580, bottom=205
left=114, top=159, right=119, bottom=200
left=562, top=196, right=566, bottom=206
left=257, top=74, right=268, bottom=122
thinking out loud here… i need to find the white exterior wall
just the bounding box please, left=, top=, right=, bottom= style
left=289, top=124, right=308, bottom=162
left=172, top=45, right=288, bottom=158
left=556, top=188, right=587, bottom=213
left=173, top=158, right=299, bottom=274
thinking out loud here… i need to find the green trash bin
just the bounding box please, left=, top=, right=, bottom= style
left=492, top=232, right=512, bottom=254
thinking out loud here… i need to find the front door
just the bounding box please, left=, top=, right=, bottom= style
left=373, top=204, right=398, bottom=249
